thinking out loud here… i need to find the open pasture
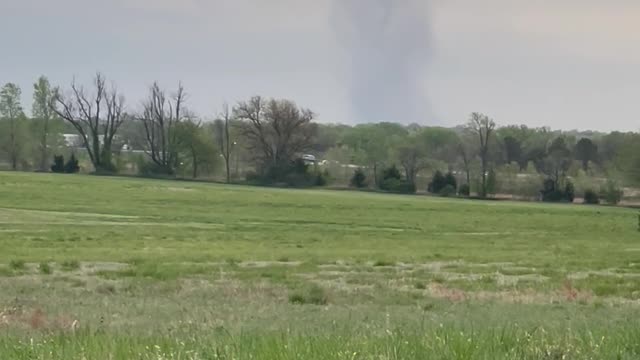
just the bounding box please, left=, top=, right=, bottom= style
left=0, top=172, right=639, bottom=359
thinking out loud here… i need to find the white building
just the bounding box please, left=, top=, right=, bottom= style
left=63, top=134, right=83, bottom=147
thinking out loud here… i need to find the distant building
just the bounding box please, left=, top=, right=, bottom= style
left=63, top=134, right=134, bottom=152
left=301, top=154, right=316, bottom=165
left=63, top=134, right=83, bottom=148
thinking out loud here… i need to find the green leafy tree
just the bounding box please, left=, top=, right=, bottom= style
left=416, top=127, right=460, bottom=167
left=0, top=83, right=27, bottom=170
left=396, top=134, right=427, bottom=186
left=350, top=168, right=367, bottom=188
left=175, top=120, right=218, bottom=179
left=574, top=138, right=598, bottom=172
left=502, top=136, right=522, bottom=167
left=342, top=123, right=407, bottom=186
left=427, top=170, right=446, bottom=194
left=32, top=76, right=62, bottom=171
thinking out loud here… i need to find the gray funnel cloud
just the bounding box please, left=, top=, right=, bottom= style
left=332, top=0, right=431, bottom=124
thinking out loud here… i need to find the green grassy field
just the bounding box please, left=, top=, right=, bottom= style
left=1, top=172, right=639, bottom=359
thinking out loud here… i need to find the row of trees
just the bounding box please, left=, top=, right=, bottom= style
left=0, top=74, right=317, bottom=183
left=0, top=77, right=67, bottom=172
left=1, top=73, right=639, bottom=201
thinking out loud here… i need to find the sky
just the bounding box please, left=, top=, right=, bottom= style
left=0, top=0, right=639, bottom=131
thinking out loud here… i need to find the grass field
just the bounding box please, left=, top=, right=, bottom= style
left=1, top=172, right=640, bottom=359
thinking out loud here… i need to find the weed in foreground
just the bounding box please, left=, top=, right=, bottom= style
left=288, top=283, right=328, bottom=305
left=61, top=260, right=81, bottom=272
left=373, top=260, right=395, bottom=267
left=9, top=260, right=26, bottom=271
left=38, top=262, right=52, bottom=275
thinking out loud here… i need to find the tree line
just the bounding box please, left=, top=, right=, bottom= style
left=1, top=73, right=639, bottom=204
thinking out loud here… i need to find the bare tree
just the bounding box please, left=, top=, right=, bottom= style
left=458, top=142, right=471, bottom=187
left=51, top=73, right=125, bottom=172
left=234, top=96, right=316, bottom=173
left=139, top=82, right=186, bottom=175
left=213, top=103, right=232, bottom=182
left=466, top=112, right=496, bottom=198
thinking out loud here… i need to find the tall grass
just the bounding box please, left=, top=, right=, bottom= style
left=1, top=324, right=639, bottom=359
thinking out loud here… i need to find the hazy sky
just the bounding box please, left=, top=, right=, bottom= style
left=1, top=0, right=639, bottom=131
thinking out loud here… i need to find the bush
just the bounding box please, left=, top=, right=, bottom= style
left=458, top=184, right=470, bottom=197
left=427, top=171, right=446, bottom=194
left=246, top=159, right=327, bottom=188
left=444, top=172, right=458, bottom=191
left=64, top=154, right=80, bottom=173
left=541, top=179, right=575, bottom=203
left=565, top=181, right=575, bottom=203
left=583, top=189, right=600, bottom=204
left=428, top=171, right=457, bottom=195
left=137, top=159, right=171, bottom=177
left=381, top=165, right=402, bottom=181
left=541, top=179, right=562, bottom=202
left=51, top=155, right=65, bottom=173
left=94, top=162, right=118, bottom=175
left=244, top=171, right=261, bottom=183
left=350, top=168, right=368, bottom=188
left=439, top=184, right=457, bottom=197
left=378, top=165, right=415, bottom=194
left=314, top=169, right=330, bottom=187
left=380, top=178, right=416, bottom=194
left=600, top=179, right=624, bottom=205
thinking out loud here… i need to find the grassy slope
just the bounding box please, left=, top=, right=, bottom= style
left=1, top=172, right=640, bottom=359
left=0, top=172, right=636, bottom=266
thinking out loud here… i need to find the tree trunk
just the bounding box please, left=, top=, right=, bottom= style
left=10, top=118, right=17, bottom=170
left=40, top=119, right=49, bottom=171
left=191, top=146, right=198, bottom=179
left=465, top=167, right=470, bottom=187
left=235, top=152, right=239, bottom=179
left=373, top=162, right=378, bottom=186
left=224, top=118, right=231, bottom=183
left=225, top=155, right=230, bottom=183
left=480, top=158, right=487, bottom=198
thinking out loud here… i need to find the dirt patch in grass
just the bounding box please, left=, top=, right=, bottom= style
left=569, top=270, right=640, bottom=280
left=427, top=283, right=593, bottom=304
